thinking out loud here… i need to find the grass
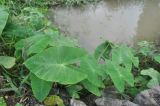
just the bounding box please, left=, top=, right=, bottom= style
left=0, top=0, right=99, bottom=16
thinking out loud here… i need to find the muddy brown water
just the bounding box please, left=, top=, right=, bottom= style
left=49, top=0, right=160, bottom=52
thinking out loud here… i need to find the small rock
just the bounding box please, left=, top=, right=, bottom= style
left=81, top=94, right=97, bottom=106
left=70, top=99, right=87, bottom=106
left=102, top=86, right=118, bottom=99
left=134, top=86, right=160, bottom=106
left=95, top=87, right=139, bottom=106
left=95, top=97, right=139, bottom=106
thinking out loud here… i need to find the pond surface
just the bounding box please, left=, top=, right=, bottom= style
left=49, top=0, right=160, bottom=52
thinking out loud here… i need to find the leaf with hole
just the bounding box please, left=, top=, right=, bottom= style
left=94, top=41, right=113, bottom=60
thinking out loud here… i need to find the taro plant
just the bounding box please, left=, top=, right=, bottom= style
left=16, top=34, right=106, bottom=101
left=95, top=40, right=137, bottom=95
left=137, top=41, right=160, bottom=70
left=137, top=41, right=155, bottom=56
left=15, top=33, right=140, bottom=101
left=25, top=46, right=88, bottom=101
left=13, top=15, right=107, bottom=100
left=140, top=51, right=160, bottom=89
left=125, top=41, right=160, bottom=97
left=8, top=11, right=104, bottom=100
left=95, top=42, right=139, bottom=92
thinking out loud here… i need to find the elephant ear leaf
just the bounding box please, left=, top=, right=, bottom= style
left=0, top=56, right=15, bottom=69
left=66, top=85, right=82, bottom=98
left=141, top=68, right=160, bottom=88
left=81, top=80, right=101, bottom=96
left=104, top=45, right=136, bottom=92
left=0, top=7, right=9, bottom=35
left=24, top=46, right=87, bottom=84
left=30, top=74, right=53, bottom=102
left=105, top=60, right=125, bottom=92
left=15, top=34, right=51, bottom=56
left=80, top=55, right=105, bottom=88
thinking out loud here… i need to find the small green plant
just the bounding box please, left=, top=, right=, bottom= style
left=138, top=41, right=155, bottom=56
left=44, top=95, right=64, bottom=106
left=96, top=44, right=139, bottom=92
left=0, top=97, right=6, bottom=106
left=141, top=68, right=160, bottom=88
left=139, top=50, right=160, bottom=88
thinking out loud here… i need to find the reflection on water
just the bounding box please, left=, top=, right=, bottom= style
left=134, top=0, right=160, bottom=45
left=49, top=0, right=160, bottom=52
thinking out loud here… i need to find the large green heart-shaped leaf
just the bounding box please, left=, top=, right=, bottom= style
left=24, top=47, right=87, bottom=84
left=0, top=56, right=16, bottom=69
left=0, top=7, right=9, bottom=35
